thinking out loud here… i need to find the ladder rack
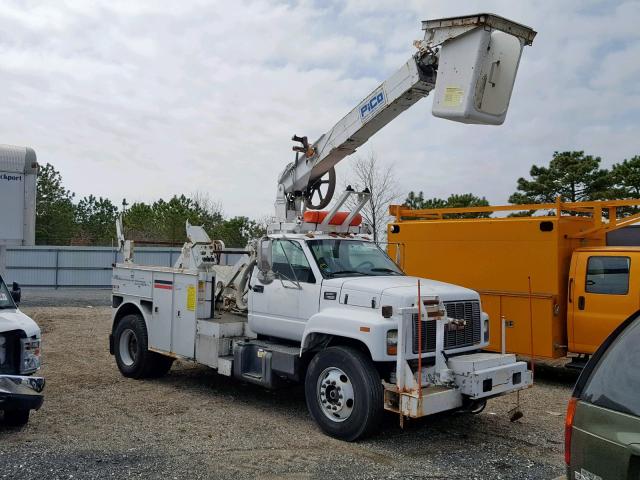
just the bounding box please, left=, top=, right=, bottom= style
left=390, top=197, right=640, bottom=239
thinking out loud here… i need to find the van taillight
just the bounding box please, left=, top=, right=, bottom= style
left=565, top=397, right=578, bottom=465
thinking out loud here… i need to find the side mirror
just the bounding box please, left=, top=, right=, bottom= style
left=11, top=282, right=21, bottom=304
left=256, top=238, right=272, bottom=274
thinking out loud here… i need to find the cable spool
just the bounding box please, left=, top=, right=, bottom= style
left=304, top=167, right=336, bottom=210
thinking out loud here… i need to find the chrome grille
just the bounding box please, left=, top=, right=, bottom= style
left=412, top=300, right=482, bottom=354
left=0, top=332, right=19, bottom=374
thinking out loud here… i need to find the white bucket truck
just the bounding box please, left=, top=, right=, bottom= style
left=110, top=14, right=536, bottom=440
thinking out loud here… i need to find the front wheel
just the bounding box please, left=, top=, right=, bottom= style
left=305, top=346, right=383, bottom=441
left=3, top=409, right=30, bottom=426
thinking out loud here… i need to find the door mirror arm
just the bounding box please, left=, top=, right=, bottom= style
left=10, top=282, right=21, bottom=304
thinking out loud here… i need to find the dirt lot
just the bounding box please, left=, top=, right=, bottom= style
left=0, top=297, right=576, bottom=479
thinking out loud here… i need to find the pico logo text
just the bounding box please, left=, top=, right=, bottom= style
left=359, top=87, right=386, bottom=122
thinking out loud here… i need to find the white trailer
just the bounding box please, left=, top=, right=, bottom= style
left=0, top=145, right=37, bottom=247
left=110, top=14, right=537, bottom=440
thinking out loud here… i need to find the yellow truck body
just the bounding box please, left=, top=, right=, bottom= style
left=388, top=200, right=640, bottom=359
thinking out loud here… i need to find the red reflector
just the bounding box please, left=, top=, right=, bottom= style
left=303, top=211, right=362, bottom=226
left=565, top=397, right=578, bottom=465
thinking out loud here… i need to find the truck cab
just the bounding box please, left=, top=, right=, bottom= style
left=0, top=276, right=45, bottom=426
left=568, top=247, right=640, bottom=355
left=249, top=233, right=488, bottom=361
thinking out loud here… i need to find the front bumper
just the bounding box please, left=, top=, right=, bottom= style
left=384, top=352, right=532, bottom=418
left=0, top=375, right=45, bottom=412
left=448, top=352, right=532, bottom=400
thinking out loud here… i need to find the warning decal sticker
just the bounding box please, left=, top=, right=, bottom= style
left=187, top=285, right=196, bottom=311
left=443, top=86, right=464, bottom=107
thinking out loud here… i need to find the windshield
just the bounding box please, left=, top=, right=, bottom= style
left=0, top=277, right=15, bottom=309
left=307, top=239, right=404, bottom=278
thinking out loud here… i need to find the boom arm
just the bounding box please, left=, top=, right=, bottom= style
left=275, top=13, right=536, bottom=221
left=278, top=50, right=437, bottom=205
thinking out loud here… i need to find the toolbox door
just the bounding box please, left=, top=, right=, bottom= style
left=172, top=273, right=198, bottom=359
left=150, top=272, right=173, bottom=352
left=570, top=252, right=639, bottom=354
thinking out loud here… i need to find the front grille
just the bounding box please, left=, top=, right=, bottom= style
left=0, top=331, right=20, bottom=374
left=412, top=300, right=482, bottom=354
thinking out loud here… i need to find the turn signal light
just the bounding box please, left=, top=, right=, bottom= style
left=386, top=330, right=398, bottom=355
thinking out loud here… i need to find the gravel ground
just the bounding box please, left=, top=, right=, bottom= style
left=19, top=288, right=111, bottom=308
left=0, top=290, right=577, bottom=479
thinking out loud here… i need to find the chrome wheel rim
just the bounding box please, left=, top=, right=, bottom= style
left=317, top=367, right=355, bottom=422
left=119, top=328, right=138, bottom=366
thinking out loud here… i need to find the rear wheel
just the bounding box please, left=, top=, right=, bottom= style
left=305, top=346, right=383, bottom=441
left=3, top=409, right=30, bottom=427
left=114, top=314, right=174, bottom=379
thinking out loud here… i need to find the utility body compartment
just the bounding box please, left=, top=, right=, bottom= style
left=388, top=215, right=602, bottom=359
left=112, top=264, right=303, bottom=388
left=389, top=200, right=640, bottom=358
left=113, top=264, right=251, bottom=362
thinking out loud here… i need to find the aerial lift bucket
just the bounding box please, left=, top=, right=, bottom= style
left=423, top=14, right=536, bottom=125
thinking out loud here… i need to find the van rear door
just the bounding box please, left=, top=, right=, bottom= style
left=569, top=251, right=639, bottom=354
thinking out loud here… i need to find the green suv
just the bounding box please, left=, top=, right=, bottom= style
left=565, top=310, right=640, bottom=479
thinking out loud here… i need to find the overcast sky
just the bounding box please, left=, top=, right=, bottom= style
left=1, top=0, right=639, bottom=218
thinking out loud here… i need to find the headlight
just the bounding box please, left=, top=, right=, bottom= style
left=386, top=329, right=398, bottom=355
left=484, top=318, right=490, bottom=342
left=19, top=337, right=41, bottom=374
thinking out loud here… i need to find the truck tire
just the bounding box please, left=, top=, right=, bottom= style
left=305, top=346, right=383, bottom=441
left=3, top=409, right=30, bottom=427
left=149, top=355, right=174, bottom=377
left=114, top=314, right=173, bottom=379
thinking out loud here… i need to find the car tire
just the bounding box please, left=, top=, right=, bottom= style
left=114, top=313, right=172, bottom=379
left=305, top=346, right=383, bottom=441
left=3, top=409, right=30, bottom=426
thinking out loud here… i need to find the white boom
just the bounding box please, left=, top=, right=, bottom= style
left=275, top=13, right=536, bottom=223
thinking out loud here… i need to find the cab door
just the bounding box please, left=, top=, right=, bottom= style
left=569, top=252, right=639, bottom=354
left=248, top=239, right=320, bottom=342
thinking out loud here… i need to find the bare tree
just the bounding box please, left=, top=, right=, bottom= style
left=343, top=152, right=400, bottom=243
left=190, top=191, right=224, bottom=219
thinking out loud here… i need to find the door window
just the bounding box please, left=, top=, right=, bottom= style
left=580, top=315, right=640, bottom=416
left=585, top=256, right=630, bottom=295
left=272, top=240, right=315, bottom=284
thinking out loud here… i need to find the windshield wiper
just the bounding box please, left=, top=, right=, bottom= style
left=370, top=268, right=402, bottom=275
left=329, top=270, right=365, bottom=277
left=0, top=305, right=16, bottom=309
